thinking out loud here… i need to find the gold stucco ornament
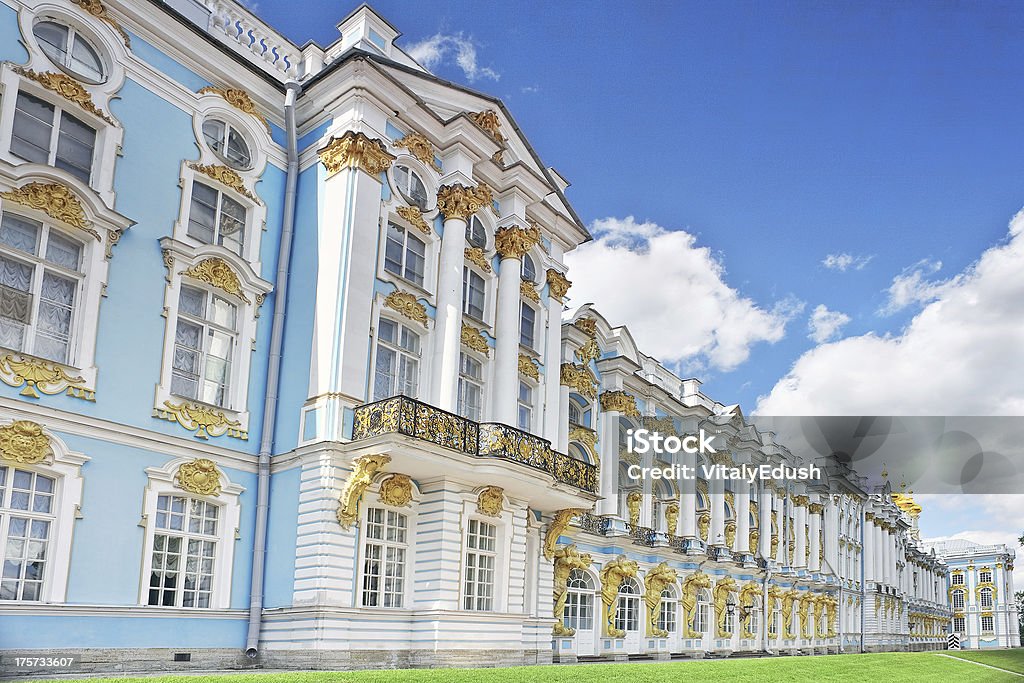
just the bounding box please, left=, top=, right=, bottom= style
left=518, top=354, right=540, bottom=380
left=174, top=458, right=222, bottom=496
left=644, top=562, right=678, bottom=637
left=384, top=290, right=428, bottom=325
left=72, top=0, right=131, bottom=45
left=546, top=269, right=571, bottom=300
left=378, top=473, right=412, bottom=507
left=0, top=420, right=51, bottom=464
left=573, top=317, right=597, bottom=338
left=476, top=486, right=504, bottom=517
left=156, top=400, right=247, bottom=440
left=493, top=224, right=541, bottom=259
left=394, top=132, right=440, bottom=170
left=559, top=363, right=596, bottom=399
left=543, top=508, right=583, bottom=560
left=552, top=544, right=592, bottom=635
left=12, top=67, right=116, bottom=126
left=600, top=555, right=639, bottom=637
left=337, top=454, right=391, bottom=529
left=181, top=258, right=251, bottom=303
left=396, top=205, right=431, bottom=235
left=0, top=182, right=98, bottom=239
left=599, top=390, right=640, bottom=418
left=188, top=163, right=261, bottom=203
left=680, top=571, right=712, bottom=637
left=519, top=279, right=541, bottom=303
left=436, top=183, right=493, bottom=220
left=319, top=131, right=394, bottom=176
left=464, top=247, right=492, bottom=273
left=0, top=354, right=92, bottom=400
left=460, top=324, right=489, bottom=355
left=198, top=87, right=269, bottom=130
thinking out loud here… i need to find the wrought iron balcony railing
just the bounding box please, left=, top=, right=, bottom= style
left=626, top=522, right=657, bottom=546
left=352, top=395, right=598, bottom=493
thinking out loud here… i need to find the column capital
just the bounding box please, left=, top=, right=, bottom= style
left=546, top=268, right=572, bottom=300
left=598, top=390, right=640, bottom=418
left=494, top=223, right=541, bottom=259
left=808, top=502, right=825, bottom=514
left=437, top=182, right=493, bottom=220
left=318, top=131, right=394, bottom=177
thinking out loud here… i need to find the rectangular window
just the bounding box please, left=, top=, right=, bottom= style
left=519, top=303, right=535, bottom=348
left=187, top=182, right=247, bottom=256
left=979, top=570, right=992, bottom=583
left=517, top=381, right=533, bottom=432
left=171, top=285, right=237, bottom=407
left=658, top=598, right=676, bottom=633
left=384, top=223, right=425, bottom=286
left=11, top=91, right=96, bottom=184
left=464, top=518, right=496, bottom=611
left=952, top=590, right=964, bottom=610
left=462, top=267, right=485, bottom=319
left=361, top=507, right=407, bottom=608
left=147, top=495, right=218, bottom=608
left=0, top=213, right=82, bottom=364
left=951, top=573, right=964, bottom=585
left=981, top=615, right=994, bottom=632
left=457, top=353, right=483, bottom=421
left=373, top=318, right=420, bottom=400
left=615, top=594, right=639, bottom=633
left=980, top=589, right=993, bottom=609
left=0, top=466, right=54, bottom=601
left=953, top=616, right=965, bottom=633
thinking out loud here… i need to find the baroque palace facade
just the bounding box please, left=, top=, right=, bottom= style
left=0, top=0, right=960, bottom=674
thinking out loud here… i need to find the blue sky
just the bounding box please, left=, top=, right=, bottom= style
left=253, top=2, right=1024, bottom=551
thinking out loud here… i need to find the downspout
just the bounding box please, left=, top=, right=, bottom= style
left=246, top=79, right=302, bottom=657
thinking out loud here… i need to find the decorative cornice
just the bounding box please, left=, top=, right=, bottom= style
left=378, top=473, right=413, bottom=507
left=319, top=131, right=395, bottom=176
left=460, top=324, right=489, bottom=355
left=477, top=486, right=504, bottom=517
left=520, top=279, right=541, bottom=303
left=546, top=269, right=571, bottom=300
left=155, top=400, right=247, bottom=440
left=394, top=132, right=440, bottom=170
left=494, top=224, right=541, bottom=259
left=181, top=258, right=252, bottom=304
left=436, top=183, right=492, bottom=220
left=518, top=354, right=540, bottom=380
left=0, top=182, right=98, bottom=239
left=12, top=67, right=116, bottom=125
left=174, top=458, right=222, bottom=496
left=384, top=290, right=428, bottom=325
left=396, top=205, right=431, bottom=235
left=188, top=163, right=260, bottom=203
left=0, top=353, right=93, bottom=400
left=560, top=363, right=597, bottom=399
left=599, top=390, right=640, bottom=418
left=574, top=317, right=598, bottom=338
left=197, top=87, right=269, bottom=131
left=337, top=454, right=390, bottom=529
left=464, top=246, right=492, bottom=273
left=0, top=420, right=51, bottom=464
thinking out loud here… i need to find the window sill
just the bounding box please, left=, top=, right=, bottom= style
left=380, top=272, right=433, bottom=302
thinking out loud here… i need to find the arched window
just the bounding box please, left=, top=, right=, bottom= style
left=33, top=20, right=105, bottom=82
left=695, top=587, right=711, bottom=634
left=201, top=118, right=251, bottom=170
left=0, top=467, right=55, bottom=600
left=951, top=589, right=964, bottom=611
left=770, top=599, right=781, bottom=637
left=521, top=253, right=536, bottom=281
left=568, top=401, right=581, bottom=426
left=980, top=587, right=993, bottom=609
left=466, top=215, right=487, bottom=249
left=568, top=443, right=591, bottom=464
left=658, top=585, right=678, bottom=634
left=564, top=569, right=594, bottom=632
left=394, top=164, right=428, bottom=209
left=614, top=577, right=640, bottom=633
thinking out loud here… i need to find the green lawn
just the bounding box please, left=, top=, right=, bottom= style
left=947, top=648, right=1024, bottom=674
left=30, top=652, right=1022, bottom=683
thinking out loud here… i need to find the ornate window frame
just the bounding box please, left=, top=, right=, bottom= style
left=137, top=457, right=243, bottom=609
left=378, top=213, right=436, bottom=298
left=0, top=419, right=88, bottom=604
left=367, top=299, right=428, bottom=403
left=154, top=236, right=272, bottom=439
left=354, top=474, right=419, bottom=610
left=387, top=155, right=438, bottom=214
left=458, top=491, right=512, bottom=613
left=0, top=166, right=131, bottom=399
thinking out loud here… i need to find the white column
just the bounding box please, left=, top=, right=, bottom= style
left=710, top=476, right=726, bottom=547
left=874, top=522, right=884, bottom=586
left=794, top=497, right=807, bottom=569
left=492, top=225, right=540, bottom=425
left=556, top=384, right=570, bottom=454
left=640, top=449, right=654, bottom=528
left=735, top=485, right=750, bottom=554
left=808, top=503, right=822, bottom=573
left=864, top=515, right=875, bottom=583
left=596, top=409, right=619, bottom=516
left=429, top=196, right=467, bottom=411
left=759, top=484, right=773, bottom=559
left=543, top=270, right=569, bottom=445
left=679, top=448, right=697, bottom=538
left=774, top=493, right=786, bottom=564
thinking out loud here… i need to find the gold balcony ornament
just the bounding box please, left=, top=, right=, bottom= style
left=520, top=278, right=541, bottom=303
left=599, top=390, right=640, bottom=418
left=181, top=258, right=252, bottom=304
left=681, top=571, right=712, bottom=637
left=384, top=290, right=428, bottom=325
left=188, top=163, right=260, bottom=204
left=394, top=132, right=440, bottom=170
left=436, top=183, right=493, bottom=220
left=0, top=420, right=51, bottom=464
left=396, top=205, right=431, bottom=235
left=518, top=354, right=540, bottom=380
left=600, top=555, right=639, bottom=638
left=476, top=485, right=504, bottom=517
left=0, top=353, right=92, bottom=400
left=0, top=182, right=98, bottom=240
left=174, top=458, right=222, bottom=496
left=574, top=317, right=598, bottom=338
left=644, top=562, right=678, bottom=637
left=739, top=581, right=760, bottom=638
left=713, top=576, right=738, bottom=638
left=560, top=363, right=597, bottom=399
left=12, top=67, right=115, bottom=126
left=72, top=0, right=131, bottom=45
left=494, top=224, right=541, bottom=259
left=664, top=501, right=679, bottom=536
left=546, top=269, right=571, bottom=300
left=460, top=323, right=489, bottom=355
left=378, top=473, right=413, bottom=508
left=155, top=400, right=247, bottom=440
left=543, top=508, right=584, bottom=560
left=197, top=87, right=269, bottom=131
left=464, top=246, right=492, bottom=273
left=337, top=453, right=391, bottom=529
left=319, top=131, right=394, bottom=177
left=553, top=544, right=592, bottom=636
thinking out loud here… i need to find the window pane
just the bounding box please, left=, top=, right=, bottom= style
left=55, top=111, right=96, bottom=183
left=0, top=255, right=33, bottom=352
left=384, top=224, right=405, bottom=278
left=188, top=184, right=219, bottom=244
left=11, top=92, right=54, bottom=164
left=373, top=345, right=396, bottom=400
left=218, top=195, right=246, bottom=256
left=225, top=128, right=251, bottom=168
left=404, top=234, right=425, bottom=285
left=0, top=214, right=41, bottom=254
left=33, top=22, right=69, bottom=67
left=44, top=231, right=81, bottom=271
left=208, top=296, right=236, bottom=330
left=69, top=33, right=104, bottom=81
left=520, top=304, right=535, bottom=347
left=202, top=119, right=226, bottom=152
left=34, top=271, right=76, bottom=363
left=178, top=286, right=207, bottom=319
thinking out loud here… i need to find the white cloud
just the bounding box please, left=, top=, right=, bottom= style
left=405, top=33, right=499, bottom=82
left=756, top=208, right=1024, bottom=416
left=822, top=252, right=874, bottom=271
left=807, top=304, right=851, bottom=343
left=880, top=258, right=953, bottom=315
left=565, top=217, right=801, bottom=373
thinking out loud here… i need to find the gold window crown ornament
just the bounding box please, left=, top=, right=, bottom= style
left=12, top=67, right=116, bottom=126
left=460, top=324, right=489, bottom=355
left=188, top=163, right=261, bottom=204
left=0, top=420, right=52, bottom=464
left=559, top=363, right=597, bottom=399
left=174, top=458, right=223, bottom=496
left=383, top=290, right=428, bottom=325
left=476, top=486, right=504, bottom=517
left=464, top=246, right=492, bottom=273
left=197, top=87, right=269, bottom=131
left=377, top=473, right=413, bottom=508
left=181, top=258, right=252, bottom=303
left=518, top=353, right=540, bottom=380
left=393, top=132, right=440, bottom=170
left=396, top=205, right=431, bottom=235
left=0, top=182, right=98, bottom=239
left=319, top=131, right=395, bottom=177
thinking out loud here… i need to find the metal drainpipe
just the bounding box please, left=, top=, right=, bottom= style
left=245, top=79, right=301, bottom=658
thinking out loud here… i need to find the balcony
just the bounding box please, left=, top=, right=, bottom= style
left=352, top=395, right=598, bottom=494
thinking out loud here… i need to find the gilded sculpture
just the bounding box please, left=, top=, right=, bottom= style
left=800, top=593, right=814, bottom=639
left=575, top=338, right=600, bottom=365
left=599, top=390, right=640, bottom=419
left=436, top=183, right=492, bottom=220
left=600, top=555, right=639, bottom=637
left=767, top=584, right=783, bottom=636
left=552, top=544, right=592, bottom=636
left=0, top=420, right=51, bottom=464
left=12, top=67, right=116, bottom=126
left=378, top=474, right=413, bottom=507
left=643, top=562, right=678, bottom=637
left=0, top=353, right=92, bottom=400
left=697, top=511, right=711, bottom=542
left=739, top=581, right=760, bottom=638
left=384, top=290, right=428, bottom=324
left=724, top=520, right=737, bottom=549
left=664, top=502, right=679, bottom=537
left=0, top=182, right=97, bottom=239
left=319, top=131, right=395, bottom=176
left=188, top=163, right=260, bottom=203
left=460, top=324, right=489, bottom=355
left=559, top=363, right=597, bottom=399
left=464, top=246, right=492, bottom=273
left=395, top=205, right=431, bottom=235
left=181, top=258, right=252, bottom=303
left=781, top=589, right=799, bottom=639
left=174, top=458, right=222, bottom=496
left=543, top=508, right=583, bottom=560
left=393, top=132, right=440, bottom=170
left=626, top=491, right=642, bottom=527
left=546, top=269, right=571, bottom=300
left=713, top=576, right=738, bottom=638
left=680, top=571, right=711, bottom=637
left=574, top=317, right=598, bottom=338
left=337, top=454, right=391, bottom=529
left=476, top=486, right=504, bottom=517
left=198, top=87, right=270, bottom=130
left=518, top=354, right=540, bottom=380
left=493, top=224, right=541, bottom=259
left=468, top=109, right=506, bottom=144
left=156, top=400, right=247, bottom=440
